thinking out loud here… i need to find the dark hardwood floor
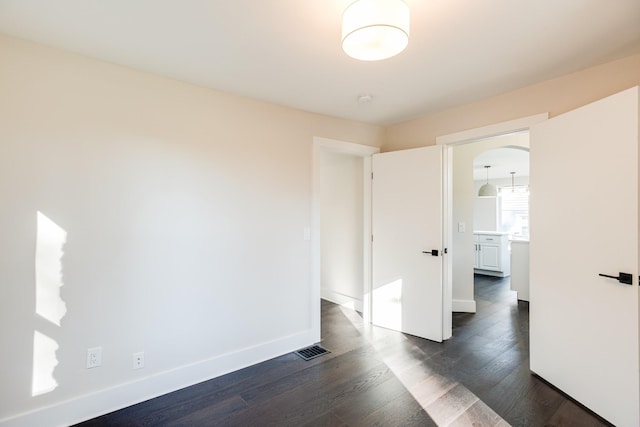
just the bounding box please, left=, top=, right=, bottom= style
left=76, top=275, right=611, bottom=426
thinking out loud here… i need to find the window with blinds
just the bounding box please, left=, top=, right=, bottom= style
left=500, top=185, right=529, bottom=239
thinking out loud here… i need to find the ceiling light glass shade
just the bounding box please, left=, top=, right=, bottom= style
left=478, top=183, right=498, bottom=198
left=478, top=165, right=498, bottom=198
left=342, top=0, right=410, bottom=61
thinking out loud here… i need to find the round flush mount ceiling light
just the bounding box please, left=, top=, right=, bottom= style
left=342, top=0, right=410, bottom=61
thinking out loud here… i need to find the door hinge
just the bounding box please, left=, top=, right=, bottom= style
left=371, top=172, right=374, bottom=180
left=371, top=235, right=374, bottom=242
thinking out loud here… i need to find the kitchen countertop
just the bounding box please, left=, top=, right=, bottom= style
left=474, top=230, right=509, bottom=235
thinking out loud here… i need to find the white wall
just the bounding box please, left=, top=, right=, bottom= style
left=452, top=133, right=529, bottom=311
left=319, top=151, right=364, bottom=310
left=0, top=35, right=383, bottom=426
left=473, top=195, right=499, bottom=231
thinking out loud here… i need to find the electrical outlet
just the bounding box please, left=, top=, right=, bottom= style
left=86, top=347, right=102, bottom=369
left=133, top=352, right=144, bottom=370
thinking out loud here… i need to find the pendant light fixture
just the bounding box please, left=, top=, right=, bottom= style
left=478, top=166, right=498, bottom=198
left=342, top=0, right=410, bottom=61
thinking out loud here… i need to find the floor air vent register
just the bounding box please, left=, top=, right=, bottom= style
left=294, top=344, right=330, bottom=361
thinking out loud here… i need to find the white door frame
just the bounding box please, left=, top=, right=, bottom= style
left=312, top=137, right=380, bottom=338
left=436, top=113, right=548, bottom=339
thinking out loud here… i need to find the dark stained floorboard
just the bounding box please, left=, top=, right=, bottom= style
left=76, top=275, right=611, bottom=426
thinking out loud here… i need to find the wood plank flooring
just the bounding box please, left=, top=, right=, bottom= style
left=76, top=275, right=611, bottom=426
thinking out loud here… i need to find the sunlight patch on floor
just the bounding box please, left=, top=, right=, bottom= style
left=371, top=278, right=403, bottom=331
left=337, top=304, right=510, bottom=426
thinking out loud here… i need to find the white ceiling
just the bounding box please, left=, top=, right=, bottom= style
left=0, top=0, right=639, bottom=125
left=473, top=147, right=529, bottom=181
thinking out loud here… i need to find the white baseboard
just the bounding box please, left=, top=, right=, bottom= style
left=453, top=299, right=476, bottom=313
left=474, top=269, right=510, bottom=278
left=0, top=329, right=317, bottom=427
left=321, top=289, right=363, bottom=312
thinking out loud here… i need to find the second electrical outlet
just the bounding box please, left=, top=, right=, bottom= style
left=133, top=352, right=144, bottom=370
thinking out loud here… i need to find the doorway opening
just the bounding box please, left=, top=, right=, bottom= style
left=312, top=136, right=379, bottom=338
left=437, top=112, right=546, bottom=326
left=447, top=132, right=530, bottom=313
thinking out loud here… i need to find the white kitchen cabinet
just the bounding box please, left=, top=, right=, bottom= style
left=473, top=231, right=510, bottom=277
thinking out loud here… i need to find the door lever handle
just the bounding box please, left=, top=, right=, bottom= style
left=598, top=272, right=633, bottom=285
left=422, top=250, right=439, bottom=256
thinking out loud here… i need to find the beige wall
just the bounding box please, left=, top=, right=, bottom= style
left=385, top=53, right=640, bottom=150
left=0, top=34, right=383, bottom=424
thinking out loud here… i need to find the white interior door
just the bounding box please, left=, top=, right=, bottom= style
left=372, top=146, right=443, bottom=342
left=530, top=87, right=639, bottom=427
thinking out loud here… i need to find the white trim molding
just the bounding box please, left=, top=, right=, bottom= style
left=436, top=113, right=549, bottom=146
left=452, top=299, right=477, bottom=313
left=0, top=330, right=315, bottom=427
left=320, top=292, right=363, bottom=312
